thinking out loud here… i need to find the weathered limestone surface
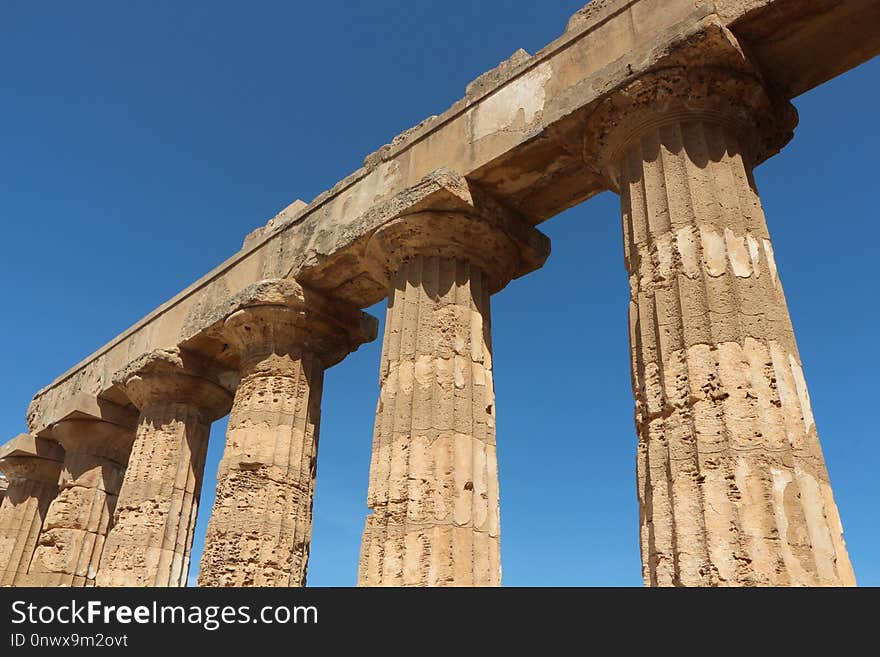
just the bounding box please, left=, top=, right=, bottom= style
left=3, top=1, right=875, bottom=589
left=28, top=418, right=135, bottom=587
left=198, top=280, right=376, bottom=586
left=0, top=435, right=63, bottom=586
left=26, top=0, right=879, bottom=439
left=95, top=351, right=232, bottom=587
left=358, top=210, right=548, bottom=586
left=586, top=56, right=855, bottom=585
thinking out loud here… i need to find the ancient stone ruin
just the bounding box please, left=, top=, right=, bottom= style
left=2, top=0, right=877, bottom=587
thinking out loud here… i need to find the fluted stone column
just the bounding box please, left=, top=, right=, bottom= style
left=198, top=280, right=375, bottom=587
left=0, top=435, right=63, bottom=586
left=587, top=66, right=855, bottom=586
left=358, top=210, right=547, bottom=586
left=29, top=418, right=135, bottom=586
left=96, top=350, right=232, bottom=587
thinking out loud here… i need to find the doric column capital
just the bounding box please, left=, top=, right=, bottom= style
left=49, top=419, right=135, bottom=466
left=215, top=279, right=377, bottom=371
left=585, top=65, right=798, bottom=189
left=0, top=456, right=61, bottom=486
left=0, top=434, right=64, bottom=485
left=112, top=348, right=233, bottom=422
left=366, top=209, right=546, bottom=294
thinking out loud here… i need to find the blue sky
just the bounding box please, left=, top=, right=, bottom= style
left=1, top=1, right=877, bottom=586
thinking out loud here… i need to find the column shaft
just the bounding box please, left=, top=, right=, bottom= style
left=29, top=420, right=133, bottom=586
left=97, top=401, right=210, bottom=586
left=198, top=354, right=323, bottom=586
left=359, top=255, right=501, bottom=586
left=0, top=455, right=62, bottom=586
left=620, top=118, right=854, bottom=586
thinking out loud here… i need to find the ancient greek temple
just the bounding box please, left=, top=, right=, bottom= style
left=1, top=0, right=876, bottom=587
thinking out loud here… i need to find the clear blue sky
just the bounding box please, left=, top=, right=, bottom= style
left=1, top=1, right=877, bottom=586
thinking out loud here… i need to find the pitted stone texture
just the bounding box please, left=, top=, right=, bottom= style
left=112, top=349, right=233, bottom=418
left=199, top=285, right=374, bottom=587
left=199, top=353, right=323, bottom=587
left=96, top=350, right=231, bottom=587
left=359, top=252, right=501, bottom=587
left=29, top=420, right=134, bottom=587
left=205, top=278, right=378, bottom=369
left=0, top=446, right=63, bottom=586
left=598, top=73, right=855, bottom=586
left=585, top=65, right=798, bottom=188
left=365, top=211, right=522, bottom=294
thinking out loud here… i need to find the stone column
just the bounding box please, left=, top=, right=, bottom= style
left=95, top=350, right=232, bottom=587
left=0, top=435, right=63, bottom=586
left=358, top=209, right=547, bottom=586
left=587, top=66, right=855, bottom=586
left=198, top=280, right=375, bottom=587
left=28, top=418, right=135, bottom=586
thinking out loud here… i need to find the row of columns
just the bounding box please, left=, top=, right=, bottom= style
left=0, top=64, right=856, bottom=586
